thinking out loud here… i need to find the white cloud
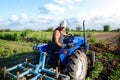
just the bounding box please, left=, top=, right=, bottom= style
left=6, top=14, right=62, bottom=30
left=40, top=3, right=66, bottom=14
left=65, top=12, right=120, bottom=30
left=86, top=13, right=120, bottom=30
left=53, top=0, right=82, bottom=4
left=8, top=15, right=18, bottom=22
left=67, top=5, right=75, bottom=10
left=21, top=13, right=28, bottom=19
left=53, top=0, right=81, bottom=10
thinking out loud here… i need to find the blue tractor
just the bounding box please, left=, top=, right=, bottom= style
left=4, top=20, right=91, bottom=80
left=33, top=20, right=89, bottom=80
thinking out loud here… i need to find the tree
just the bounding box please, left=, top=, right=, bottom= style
left=76, top=25, right=82, bottom=31
left=103, top=25, right=110, bottom=32
left=47, top=27, right=53, bottom=31
left=66, top=26, right=70, bottom=32
left=117, top=28, right=120, bottom=32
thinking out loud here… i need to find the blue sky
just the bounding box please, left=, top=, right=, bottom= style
left=0, top=0, right=120, bottom=30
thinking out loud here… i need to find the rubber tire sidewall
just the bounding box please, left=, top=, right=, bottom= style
left=66, top=50, right=88, bottom=80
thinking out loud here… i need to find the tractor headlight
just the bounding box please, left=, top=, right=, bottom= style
left=61, top=50, right=67, bottom=54
left=33, top=46, right=38, bottom=50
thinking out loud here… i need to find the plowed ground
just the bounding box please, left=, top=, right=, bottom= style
left=88, top=32, right=120, bottom=80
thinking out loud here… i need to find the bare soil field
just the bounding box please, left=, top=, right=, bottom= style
left=93, top=32, right=120, bottom=44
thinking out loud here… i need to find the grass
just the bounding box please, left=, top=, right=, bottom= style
left=0, top=39, right=38, bottom=68
left=0, top=39, right=33, bottom=58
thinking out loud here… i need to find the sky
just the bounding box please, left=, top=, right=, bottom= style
left=0, top=0, right=120, bottom=30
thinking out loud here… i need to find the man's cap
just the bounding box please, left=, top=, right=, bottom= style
left=59, top=20, right=67, bottom=28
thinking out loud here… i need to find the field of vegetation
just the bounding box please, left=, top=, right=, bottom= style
left=0, top=30, right=120, bottom=80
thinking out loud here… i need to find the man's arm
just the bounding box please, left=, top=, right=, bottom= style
left=54, top=30, right=63, bottom=47
left=61, top=31, right=68, bottom=36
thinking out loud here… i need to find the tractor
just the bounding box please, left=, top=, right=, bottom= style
left=3, top=20, right=95, bottom=80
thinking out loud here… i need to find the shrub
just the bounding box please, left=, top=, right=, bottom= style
left=73, top=32, right=83, bottom=37
left=108, top=64, right=120, bottom=80
left=0, top=33, right=16, bottom=41
left=86, top=61, right=103, bottom=79
left=90, top=62, right=103, bottom=79
left=87, top=32, right=96, bottom=43
left=102, top=52, right=114, bottom=60
left=20, top=29, right=30, bottom=38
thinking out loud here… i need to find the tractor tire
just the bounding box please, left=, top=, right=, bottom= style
left=66, top=50, right=87, bottom=80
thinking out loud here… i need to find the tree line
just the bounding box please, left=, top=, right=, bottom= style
left=0, top=25, right=120, bottom=32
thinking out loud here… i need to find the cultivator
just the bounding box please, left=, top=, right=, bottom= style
left=3, top=51, right=69, bottom=80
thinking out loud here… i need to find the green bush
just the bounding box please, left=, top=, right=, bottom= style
left=108, top=64, right=120, bottom=80
left=86, top=62, right=103, bottom=80
left=20, top=29, right=30, bottom=38
left=90, top=62, right=103, bottom=78
left=96, top=52, right=115, bottom=61
left=89, top=36, right=96, bottom=43
left=86, top=32, right=96, bottom=43
left=0, top=32, right=17, bottom=41
left=73, top=32, right=83, bottom=37
left=102, top=52, right=114, bottom=60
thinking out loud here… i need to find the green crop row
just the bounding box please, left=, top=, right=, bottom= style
left=108, top=64, right=120, bottom=80
left=0, top=39, right=32, bottom=58
left=86, top=61, right=103, bottom=80
left=96, top=52, right=115, bottom=60
left=0, top=31, right=97, bottom=43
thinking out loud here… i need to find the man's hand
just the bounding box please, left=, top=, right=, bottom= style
left=62, top=44, right=66, bottom=48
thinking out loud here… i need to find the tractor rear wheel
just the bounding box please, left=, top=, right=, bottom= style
left=66, top=50, right=87, bottom=80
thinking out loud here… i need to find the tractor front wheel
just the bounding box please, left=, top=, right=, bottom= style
left=66, top=50, right=87, bottom=80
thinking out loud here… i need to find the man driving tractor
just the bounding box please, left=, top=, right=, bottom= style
left=52, top=20, right=68, bottom=51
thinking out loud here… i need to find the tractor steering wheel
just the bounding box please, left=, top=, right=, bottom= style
left=64, top=34, right=74, bottom=44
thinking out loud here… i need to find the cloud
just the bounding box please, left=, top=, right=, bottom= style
left=86, top=13, right=120, bottom=30
left=53, top=0, right=82, bottom=4
left=64, top=13, right=120, bottom=30
left=8, top=15, right=18, bottom=22
left=39, top=0, right=81, bottom=14
left=6, top=14, right=62, bottom=30
left=2, top=12, right=120, bottom=30
left=67, top=5, right=75, bottom=10
left=40, top=3, right=66, bottom=14
left=53, top=0, right=81, bottom=11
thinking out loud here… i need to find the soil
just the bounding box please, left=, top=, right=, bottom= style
left=88, top=32, right=120, bottom=80
left=94, top=32, right=120, bottom=44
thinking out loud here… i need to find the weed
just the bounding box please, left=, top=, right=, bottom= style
left=86, top=61, right=103, bottom=79
left=108, top=64, right=120, bottom=80
left=87, top=32, right=96, bottom=43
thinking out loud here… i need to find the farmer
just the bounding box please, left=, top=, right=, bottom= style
left=52, top=20, right=68, bottom=51
left=47, top=20, right=68, bottom=68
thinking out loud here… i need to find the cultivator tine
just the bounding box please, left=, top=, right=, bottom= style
left=3, top=67, right=7, bottom=78
left=55, top=67, right=59, bottom=79
left=17, top=72, right=20, bottom=80
left=39, top=75, right=43, bottom=80
left=39, top=73, right=45, bottom=80
left=25, top=58, right=29, bottom=68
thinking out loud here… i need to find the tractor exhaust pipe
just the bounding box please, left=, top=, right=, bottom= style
left=83, top=20, right=87, bottom=51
